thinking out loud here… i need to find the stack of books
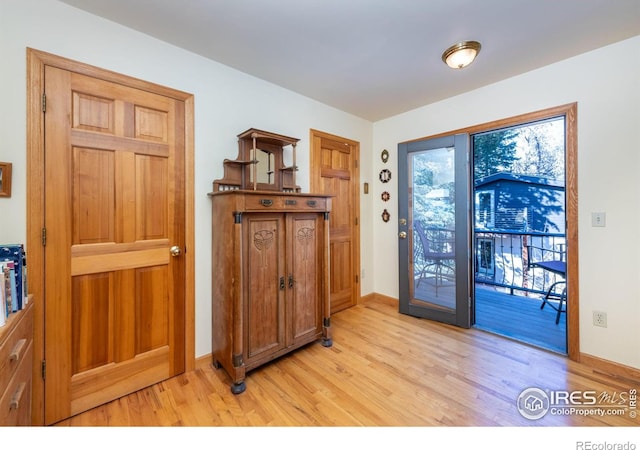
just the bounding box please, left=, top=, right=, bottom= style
left=0, top=244, right=27, bottom=328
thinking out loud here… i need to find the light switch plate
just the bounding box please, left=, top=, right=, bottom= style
left=591, top=212, right=606, bottom=227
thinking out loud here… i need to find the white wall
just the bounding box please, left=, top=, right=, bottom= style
left=2, top=0, right=637, bottom=371
left=371, top=36, right=640, bottom=369
left=0, top=0, right=373, bottom=357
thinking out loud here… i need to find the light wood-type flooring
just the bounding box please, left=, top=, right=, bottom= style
left=55, top=295, right=637, bottom=427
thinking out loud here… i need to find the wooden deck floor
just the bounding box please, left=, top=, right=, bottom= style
left=474, top=284, right=567, bottom=354
left=414, top=281, right=567, bottom=353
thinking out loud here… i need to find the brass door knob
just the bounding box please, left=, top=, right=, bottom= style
left=170, top=246, right=182, bottom=257
left=398, top=231, right=407, bottom=239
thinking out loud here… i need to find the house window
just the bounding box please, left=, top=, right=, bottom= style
left=496, top=206, right=530, bottom=231
left=476, top=238, right=495, bottom=278
left=476, top=190, right=494, bottom=228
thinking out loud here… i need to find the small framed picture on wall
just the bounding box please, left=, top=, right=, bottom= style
left=0, top=162, right=12, bottom=197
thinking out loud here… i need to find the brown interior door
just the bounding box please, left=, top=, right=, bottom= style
left=310, top=130, right=360, bottom=313
left=43, top=66, right=186, bottom=424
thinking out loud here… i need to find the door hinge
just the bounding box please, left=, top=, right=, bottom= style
left=355, top=217, right=359, bottom=226
left=42, top=93, right=46, bottom=113
left=41, top=228, right=46, bottom=246
left=355, top=274, right=359, bottom=284
left=355, top=159, right=358, bottom=169
left=41, top=360, right=46, bottom=380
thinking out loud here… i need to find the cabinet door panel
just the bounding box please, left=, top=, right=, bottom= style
left=244, top=214, right=286, bottom=361
left=289, top=214, right=323, bottom=343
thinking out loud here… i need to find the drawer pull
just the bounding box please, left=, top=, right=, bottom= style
left=285, top=199, right=297, bottom=206
left=260, top=199, right=273, bottom=207
left=9, top=338, right=26, bottom=362
left=307, top=200, right=317, bottom=207
left=10, top=382, right=26, bottom=410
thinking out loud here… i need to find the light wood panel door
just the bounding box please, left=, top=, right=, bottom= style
left=43, top=66, right=186, bottom=424
left=310, top=130, right=360, bottom=313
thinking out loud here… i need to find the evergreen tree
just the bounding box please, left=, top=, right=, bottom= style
left=473, top=129, right=519, bottom=179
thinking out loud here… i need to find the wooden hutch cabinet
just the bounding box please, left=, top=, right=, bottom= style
left=209, top=129, right=332, bottom=394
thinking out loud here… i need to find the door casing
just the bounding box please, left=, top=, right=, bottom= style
left=26, top=48, right=196, bottom=425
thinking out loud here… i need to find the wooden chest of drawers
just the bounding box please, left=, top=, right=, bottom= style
left=0, top=301, right=33, bottom=426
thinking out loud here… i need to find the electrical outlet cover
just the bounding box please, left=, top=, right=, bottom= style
left=593, top=311, right=607, bottom=327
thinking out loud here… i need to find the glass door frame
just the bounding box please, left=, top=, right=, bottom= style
left=397, top=133, right=471, bottom=328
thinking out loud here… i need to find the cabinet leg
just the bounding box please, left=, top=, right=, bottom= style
left=212, top=359, right=221, bottom=369
left=231, top=381, right=246, bottom=394
left=321, top=337, right=333, bottom=347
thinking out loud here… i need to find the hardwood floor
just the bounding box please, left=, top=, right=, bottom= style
left=54, top=295, right=638, bottom=427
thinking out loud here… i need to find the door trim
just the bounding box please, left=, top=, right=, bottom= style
left=400, top=103, right=579, bottom=361
left=26, top=48, right=195, bottom=425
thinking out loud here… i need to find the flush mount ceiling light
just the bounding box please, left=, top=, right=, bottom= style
left=442, top=40, right=481, bottom=69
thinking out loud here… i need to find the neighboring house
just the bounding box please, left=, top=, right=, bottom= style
left=474, top=173, right=566, bottom=292
left=474, top=172, right=565, bottom=234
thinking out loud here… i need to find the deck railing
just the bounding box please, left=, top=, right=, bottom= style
left=474, top=230, right=566, bottom=297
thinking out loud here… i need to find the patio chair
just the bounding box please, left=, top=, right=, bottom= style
left=414, top=221, right=455, bottom=296
left=527, top=244, right=566, bottom=324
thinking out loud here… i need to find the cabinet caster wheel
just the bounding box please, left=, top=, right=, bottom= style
left=212, top=360, right=221, bottom=369
left=321, top=338, right=333, bottom=347
left=231, top=381, right=246, bottom=395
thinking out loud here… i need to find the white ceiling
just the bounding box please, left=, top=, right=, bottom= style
left=58, top=0, right=640, bottom=122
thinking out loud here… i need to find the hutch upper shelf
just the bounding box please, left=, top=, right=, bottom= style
left=213, top=128, right=300, bottom=193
